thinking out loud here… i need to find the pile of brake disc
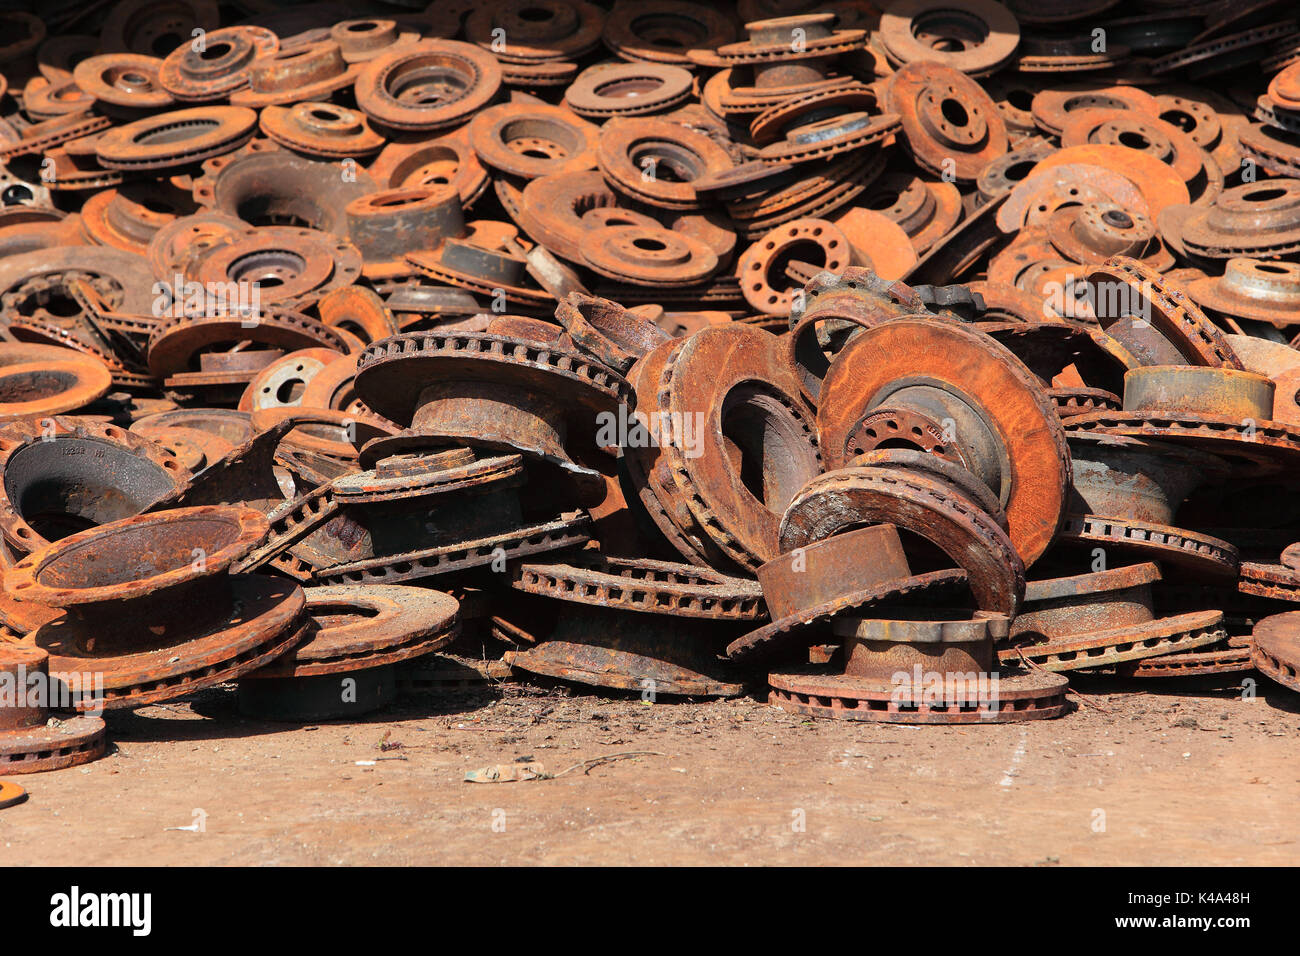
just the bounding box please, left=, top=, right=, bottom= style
left=8, top=0, right=1300, bottom=778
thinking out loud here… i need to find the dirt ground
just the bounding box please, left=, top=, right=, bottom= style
left=3, top=664, right=1298, bottom=866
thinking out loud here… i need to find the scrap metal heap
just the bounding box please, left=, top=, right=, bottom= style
left=6, top=0, right=1300, bottom=774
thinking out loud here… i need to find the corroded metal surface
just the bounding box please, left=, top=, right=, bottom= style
left=6, top=506, right=307, bottom=712
left=768, top=668, right=1068, bottom=724
left=0, top=1, right=1298, bottom=748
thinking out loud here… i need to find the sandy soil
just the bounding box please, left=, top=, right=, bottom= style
left=3, top=668, right=1298, bottom=866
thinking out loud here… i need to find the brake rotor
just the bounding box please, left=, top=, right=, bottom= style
left=1116, top=643, right=1255, bottom=678
left=1150, top=19, right=1298, bottom=79
left=1178, top=179, right=1300, bottom=258
left=242, top=585, right=459, bottom=678
left=817, top=319, right=1069, bottom=566
left=191, top=226, right=363, bottom=308
left=406, top=238, right=552, bottom=307
left=354, top=40, right=503, bottom=132
left=884, top=62, right=1008, bottom=181
left=72, top=53, right=174, bottom=111
left=499, top=59, right=580, bottom=88
left=343, top=187, right=462, bottom=281
left=987, top=229, right=1074, bottom=291
left=581, top=224, right=720, bottom=287
left=1002, top=610, right=1227, bottom=671
left=512, top=170, right=625, bottom=261
left=621, top=339, right=739, bottom=570
left=6, top=323, right=150, bottom=392
left=727, top=150, right=887, bottom=236
left=553, top=291, right=670, bottom=373
left=146, top=308, right=348, bottom=378
left=509, top=603, right=748, bottom=698
left=1067, top=431, right=1229, bottom=525
left=9, top=506, right=308, bottom=712
left=783, top=268, right=935, bottom=404
left=0, top=644, right=106, bottom=774
left=827, top=209, right=913, bottom=279
left=711, top=13, right=865, bottom=66
left=1031, top=85, right=1160, bottom=137
left=313, top=511, right=592, bottom=586
left=597, top=117, right=734, bottom=210
left=878, top=0, right=1020, bottom=76
left=860, top=171, right=963, bottom=253
left=0, top=344, right=112, bottom=421
left=1086, top=256, right=1245, bottom=369
left=0, top=112, right=112, bottom=162
left=513, top=554, right=765, bottom=621
left=850, top=449, right=1009, bottom=528
left=79, top=180, right=198, bottom=255
left=1224, top=333, right=1300, bottom=380
left=767, top=666, right=1067, bottom=723
left=1189, top=259, right=1300, bottom=329
left=354, top=329, right=628, bottom=478
left=967, top=280, right=1058, bottom=322
left=17, top=72, right=86, bottom=121
left=1067, top=408, right=1300, bottom=474
left=997, top=163, right=1149, bottom=234
left=1056, top=512, right=1241, bottom=578
left=258, top=102, right=383, bottom=159
left=736, top=218, right=854, bottom=314
left=1251, top=611, right=1300, bottom=692
left=729, top=559, right=971, bottom=662
left=192, top=146, right=377, bottom=236
left=239, top=348, right=342, bottom=413
left=1011, top=562, right=1161, bottom=639
left=94, top=106, right=258, bottom=171
left=228, top=40, right=359, bottom=108
left=750, top=83, right=887, bottom=139
left=1122, top=365, right=1275, bottom=423
left=465, top=0, right=606, bottom=63
left=367, top=126, right=489, bottom=206
left=778, top=466, right=1023, bottom=615
left=1060, top=108, right=1203, bottom=184
left=147, top=210, right=253, bottom=280
left=653, top=323, right=822, bottom=570
left=329, top=18, right=421, bottom=64
left=1026, top=145, right=1191, bottom=219
left=316, top=287, right=399, bottom=351
left=602, top=1, right=737, bottom=67
left=156, top=25, right=278, bottom=101
left=468, top=101, right=600, bottom=180
left=566, top=62, right=694, bottom=117
left=1014, top=33, right=1131, bottom=73
left=98, top=0, right=220, bottom=57
left=1047, top=202, right=1171, bottom=270
left=131, top=407, right=252, bottom=449
left=133, top=424, right=231, bottom=471
left=0, top=415, right=188, bottom=556
left=980, top=320, right=1138, bottom=394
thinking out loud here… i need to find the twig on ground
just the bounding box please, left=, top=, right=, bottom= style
left=546, top=751, right=665, bottom=779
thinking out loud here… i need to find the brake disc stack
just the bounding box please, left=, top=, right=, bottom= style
left=8, top=1, right=1300, bottom=773
left=5, top=506, right=308, bottom=712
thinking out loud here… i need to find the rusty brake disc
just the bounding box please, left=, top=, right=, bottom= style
left=8, top=505, right=307, bottom=711
left=0, top=643, right=106, bottom=773
left=653, top=323, right=821, bottom=570
left=354, top=40, right=504, bottom=132
left=816, top=318, right=1069, bottom=566
left=778, top=465, right=1024, bottom=615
